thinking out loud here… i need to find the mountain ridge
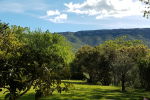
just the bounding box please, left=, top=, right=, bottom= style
left=59, top=28, right=150, bottom=49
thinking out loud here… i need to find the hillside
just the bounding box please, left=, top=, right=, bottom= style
left=60, top=28, right=150, bottom=49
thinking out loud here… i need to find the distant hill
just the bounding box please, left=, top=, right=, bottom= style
left=59, top=28, right=150, bottom=49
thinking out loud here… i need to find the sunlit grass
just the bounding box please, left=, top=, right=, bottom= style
left=0, top=80, right=150, bottom=100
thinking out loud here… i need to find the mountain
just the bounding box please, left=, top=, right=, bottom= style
left=59, top=28, right=150, bottom=49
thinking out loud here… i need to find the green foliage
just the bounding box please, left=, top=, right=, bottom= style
left=138, top=55, right=150, bottom=90
left=23, top=32, right=73, bottom=99
left=108, top=37, right=148, bottom=91
left=71, top=45, right=93, bottom=80
left=0, top=23, right=28, bottom=100
left=0, top=22, right=74, bottom=100
left=112, top=49, right=135, bottom=92
left=72, top=45, right=112, bottom=85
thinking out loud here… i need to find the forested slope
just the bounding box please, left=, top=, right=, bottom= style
left=60, top=28, right=150, bottom=48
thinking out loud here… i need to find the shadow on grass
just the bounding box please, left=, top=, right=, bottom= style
left=89, top=89, right=145, bottom=100
left=9, top=81, right=150, bottom=100
left=39, top=89, right=148, bottom=100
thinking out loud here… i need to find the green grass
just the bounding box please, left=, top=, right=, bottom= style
left=0, top=80, right=150, bottom=100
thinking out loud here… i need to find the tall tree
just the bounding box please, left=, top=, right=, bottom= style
left=0, top=23, right=27, bottom=100
left=0, top=23, right=74, bottom=100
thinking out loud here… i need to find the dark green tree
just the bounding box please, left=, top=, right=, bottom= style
left=0, top=23, right=28, bottom=100
left=112, top=49, right=135, bottom=92
left=73, top=45, right=95, bottom=83
left=138, top=55, right=150, bottom=90
left=73, top=45, right=112, bottom=85
left=108, top=37, right=148, bottom=91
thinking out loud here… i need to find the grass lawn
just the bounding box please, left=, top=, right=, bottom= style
left=0, top=80, right=150, bottom=100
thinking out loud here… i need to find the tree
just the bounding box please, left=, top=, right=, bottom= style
left=106, top=37, right=148, bottom=91
left=73, top=45, right=95, bottom=83
left=0, top=23, right=74, bottom=100
left=94, top=46, right=114, bottom=85
left=112, top=48, right=135, bottom=92
left=0, top=21, right=8, bottom=34
left=122, top=45, right=148, bottom=88
left=25, top=32, right=73, bottom=98
left=0, top=23, right=28, bottom=100
left=73, top=45, right=112, bottom=85
left=138, top=55, right=150, bottom=90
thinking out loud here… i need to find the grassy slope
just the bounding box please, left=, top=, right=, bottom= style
left=0, top=80, right=150, bottom=100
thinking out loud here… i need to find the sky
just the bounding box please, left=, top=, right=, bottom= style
left=0, top=0, right=150, bottom=32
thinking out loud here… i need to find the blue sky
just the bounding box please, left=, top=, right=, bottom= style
left=0, top=0, right=150, bottom=32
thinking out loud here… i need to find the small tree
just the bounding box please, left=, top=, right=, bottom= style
left=112, top=49, right=135, bottom=92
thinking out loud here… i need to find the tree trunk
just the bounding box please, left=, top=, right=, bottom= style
left=87, top=74, right=96, bottom=84
left=87, top=76, right=94, bottom=83
left=9, top=92, right=16, bottom=100
left=121, top=74, right=126, bottom=92
left=113, top=75, right=119, bottom=86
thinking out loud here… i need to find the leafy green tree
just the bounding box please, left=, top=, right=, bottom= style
left=112, top=49, right=135, bottom=92
left=0, top=23, right=28, bottom=100
left=73, top=45, right=112, bottom=85
left=0, top=22, right=73, bottom=100
left=123, top=45, right=148, bottom=88
left=93, top=46, right=114, bottom=85
left=138, top=55, right=150, bottom=90
left=73, top=45, right=95, bottom=83
left=106, top=37, right=148, bottom=91
left=24, top=32, right=74, bottom=98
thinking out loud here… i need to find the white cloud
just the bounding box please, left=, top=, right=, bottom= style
left=46, top=10, right=60, bottom=16
left=65, top=0, right=144, bottom=19
left=40, top=10, right=68, bottom=23
left=48, top=14, right=68, bottom=23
